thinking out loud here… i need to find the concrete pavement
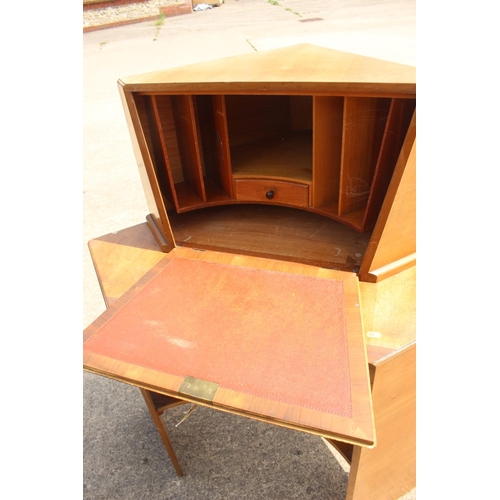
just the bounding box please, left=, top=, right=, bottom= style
left=83, top=1, right=416, bottom=498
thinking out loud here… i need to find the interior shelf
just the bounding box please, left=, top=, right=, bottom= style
left=226, top=95, right=313, bottom=184
left=231, top=130, right=313, bottom=184
left=167, top=204, right=372, bottom=272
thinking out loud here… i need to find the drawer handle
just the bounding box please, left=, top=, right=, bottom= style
left=266, top=190, right=275, bottom=200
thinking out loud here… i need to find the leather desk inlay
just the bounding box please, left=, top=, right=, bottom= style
left=84, top=258, right=352, bottom=416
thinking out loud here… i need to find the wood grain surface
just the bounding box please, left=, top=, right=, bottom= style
left=85, top=233, right=375, bottom=446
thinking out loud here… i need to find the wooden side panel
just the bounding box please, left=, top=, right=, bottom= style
left=370, top=142, right=415, bottom=270
left=312, top=96, right=343, bottom=208
left=346, top=342, right=416, bottom=500
left=359, top=112, right=416, bottom=281
left=117, top=83, right=175, bottom=251
left=339, top=98, right=391, bottom=216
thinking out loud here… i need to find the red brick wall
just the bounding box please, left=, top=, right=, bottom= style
left=83, top=1, right=193, bottom=32
left=83, top=0, right=150, bottom=11
left=160, top=2, right=192, bottom=18
left=84, top=1, right=193, bottom=17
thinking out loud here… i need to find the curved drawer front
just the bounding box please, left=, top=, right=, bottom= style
left=234, top=179, right=310, bottom=208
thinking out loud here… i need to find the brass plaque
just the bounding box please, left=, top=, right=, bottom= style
left=179, top=376, right=219, bottom=402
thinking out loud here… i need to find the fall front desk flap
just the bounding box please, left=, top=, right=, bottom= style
left=84, top=255, right=375, bottom=447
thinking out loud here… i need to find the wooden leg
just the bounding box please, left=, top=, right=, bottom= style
left=345, top=343, right=416, bottom=499
left=140, top=388, right=184, bottom=477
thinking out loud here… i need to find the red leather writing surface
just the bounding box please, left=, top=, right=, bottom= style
left=84, top=258, right=351, bottom=416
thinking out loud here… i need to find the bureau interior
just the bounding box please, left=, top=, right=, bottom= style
left=225, top=95, right=313, bottom=183
left=133, top=92, right=415, bottom=270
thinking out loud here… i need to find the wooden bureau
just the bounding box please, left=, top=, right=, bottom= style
left=84, top=44, right=416, bottom=499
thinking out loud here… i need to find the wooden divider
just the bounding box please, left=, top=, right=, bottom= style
left=338, top=98, right=391, bottom=219
left=170, top=95, right=206, bottom=206
left=312, top=96, right=343, bottom=213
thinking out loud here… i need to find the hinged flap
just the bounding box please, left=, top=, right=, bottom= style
left=84, top=251, right=375, bottom=446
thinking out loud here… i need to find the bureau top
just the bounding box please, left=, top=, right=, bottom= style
left=118, top=44, right=416, bottom=97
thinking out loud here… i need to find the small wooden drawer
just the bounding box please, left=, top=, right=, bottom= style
left=234, top=179, right=309, bottom=207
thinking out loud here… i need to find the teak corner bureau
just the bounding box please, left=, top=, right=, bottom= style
left=84, top=44, right=416, bottom=499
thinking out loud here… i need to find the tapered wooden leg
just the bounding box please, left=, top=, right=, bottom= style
left=140, top=388, right=184, bottom=477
